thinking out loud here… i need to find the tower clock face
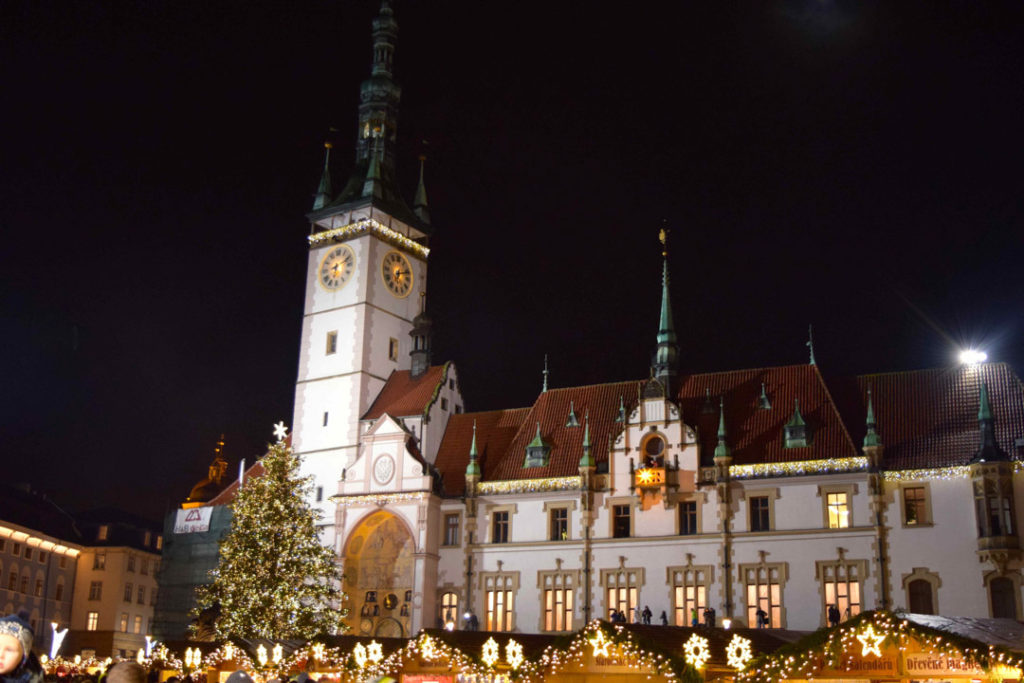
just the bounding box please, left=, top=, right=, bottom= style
left=318, top=244, right=356, bottom=291
left=381, top=250, right=413, bottom=298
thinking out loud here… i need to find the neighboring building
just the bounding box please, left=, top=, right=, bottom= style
left=65, top=510, right=162, bottom=658
left=277, top=1, right=1024, bottom=639
left=0, top=484, right=82, bottom=655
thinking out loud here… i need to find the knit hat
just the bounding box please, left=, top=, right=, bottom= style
left=106, top=662, right=147, bottom=683
left=0, top=611, right=33, bottom=663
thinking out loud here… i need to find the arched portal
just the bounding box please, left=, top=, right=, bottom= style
left=342, top=510, right=414, bottom=637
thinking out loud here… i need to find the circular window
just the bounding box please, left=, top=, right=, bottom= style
left=644, top=436, right=665, bottom=457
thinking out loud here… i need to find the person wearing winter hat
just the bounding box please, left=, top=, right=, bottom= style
left=0, top=611, right=42, bottom=683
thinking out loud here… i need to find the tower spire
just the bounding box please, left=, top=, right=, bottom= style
left=714, top=397, right=730, bottom=460
left=579, top=412, right=594, bottom=468
left=807, top=325, right=817, bottom=366
left=972, top=382, right=1008, bottom=462
left=312, top=142, right=333, bottom=210
left=414, top=154, right=430, bottom=224
left=542, top=354, right=549, bottom=393
left=651, top=226, right=679, bottom=393
left=465, top=420, right=481, bottom=477
left=863, top=386, right=882, bottom=448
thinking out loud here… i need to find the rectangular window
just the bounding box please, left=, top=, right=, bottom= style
left=151, top=588, right=158, bottom=606
left=37, top=551, right=46, bottom=564
left=750, top=496, right=770, bottom=532
left=55, top=583, right=64, bottom=602
left=34, top=579, right=43, bottom=597
left=120, top=613, right=129, bottom=633
left=482, top=572, right=518, bottom=632
left=124, top=583, right=133, bottom=602
left=904, top=486, right=927, bottom=526
left=443, top=513, right=460, bottom=547
left=679, top=501, right=698, bottom=536
left=326, top=331, right=338, bottom=355
left=550, top=508, right=568, bottom=541
left=0, top=539, right=5, bottom=552
left=826, top=493, right=850, bottom=529
left=821, top=563, right=863, bottom=623
left=12, top=543, right=21, bottom=556
left=86, top=612, right=99, bottom=631
left=670, top=566, right=710, bottom=626
left=88, top=581, right=103, bottom=601
left=97, top=525, right=109, bottom=541
left=133, top=615, right=142, bottom=634
left=449, top=379, right=455, bottom=390
left=316, top=486, right=324, bottom=502
left=143, top=531, right=152, bottom=547
left=388, top=337, right=399, bottom=361
left=492, top=511, right=509, bottom=544
left=456, top=405, right=463, bottom=414
left=94, top=552, right=106, bottom=570
left=23, top=546, right=32, bottom=560
left=612, top=504, right=631, bottom=538
left=127, top=554, right=136, bottom=572
left=156, top=536, right=163, bottom=550
left=19, top=576, right=27, bottom=593
left=59, top=555, right=67, bottom=569
left=323, top=411, right=329, bottom=426
left=743, top=565, right=783, bottom=628
left=6, top=572, right=16, bottom=591
left=441, top=397, right=448, bottom=411
left=544, top=588, right=574, bottom=632
left=137, top=586, right=146, bottom=604
left=602, top=568, right=641, bottom=623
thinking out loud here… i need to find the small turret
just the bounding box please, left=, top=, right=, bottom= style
left=863, top=387, right=882, bottom=449
left=312, top=142, right=333, bottom=211
left=651, top=229, right=679, bottom=394
left=972, top=382, right=1009, bottom=463
left=714, top=398, right=731, bottom=461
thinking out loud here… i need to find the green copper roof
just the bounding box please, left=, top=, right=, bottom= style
left=787, top=399, right=806, bottom=427
left=465, top=421, right=481, bottom=477
left=312, top=143, right=333, bottom=211
left=615, top=395, right=626, bottom=422
left=758, top=382, right=772, bottom=410
left=713, top=398, right=730, bottom=460
left=657, top=258, right=676, bottom=346
left=579, top=414, right=594, bottom=468
left=863, top=387, right=882, bottom=448
left=527, top=422, right=545, bottom=448
left=784, top=398, right=809, bottom=448
left=362, top=143, right=384, bottom=199
left=413, top=156, right=430, bottom=224
left=566, top=400, right=579, bottom=427
left=978, top=382, right=993, bottom=421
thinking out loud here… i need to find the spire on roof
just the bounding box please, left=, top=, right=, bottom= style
left=579, top=413, right=594, bottom=468
left=758, top=382, right=772, bottom=410
left=465, top=421, right=481, bottom=477
left=863, top=386, right=882, bottom=448
left=807, top=324, right=817, bottom=366
left=362, top=138, right=384, bottom=198
left=524, top=422, right=550, bottom=468
left=784, top=398, right=810, bottom=448
left=714, top=398, right=730, bottom=460
left=312, top=142, right=333, bottom=210
left=972, top=382, right=1008, bottom=463
left=651, top=227, right=679, bottom=394
left=615, top=395, right=626, bottom=423
left=566, top=400, right=580, bottom=427
left=542, top=354, right=549, bottom=393
left=413, top=154, right=430, bottom=224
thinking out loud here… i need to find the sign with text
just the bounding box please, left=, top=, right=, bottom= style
left=174, top=507, right=212, bottom=534
left=904, top=653, right=987, bottom=677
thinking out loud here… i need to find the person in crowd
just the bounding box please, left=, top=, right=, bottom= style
left=756, top=607, right=768, bottom=628
left=828, top=604, right=841, bottom=627
left=0, top=612, right=42, bottom=683
left=659, top=610, right=668, bottom=626
left=105, top=663, right=145, bottom=683
left=641, top=606, right=652, bottom=624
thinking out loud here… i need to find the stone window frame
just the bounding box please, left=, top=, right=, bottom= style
left=740, top=487, right=780, bottom=533
left=675, top=492, right=707, bottom=536
left=388, top=337, right=399, bottom=361
left=480, top=570, right=520, bottom=632
left=898, top=481, right=933, bottom=527
left=983, top=570, right=1022, bottom=620
left=600, top=565, right=645, bottom=622
left=441, top=511, right=461, bottom=547
left=437, top=585, right=461, bottom=626
left=605, top=496, right=634, bottom=538
left=901, top=567, right=941, bottom=615
left=667, top=563, right=714, bottom=626
left=485, top=504, right=518, bottom=544
left=817, top=484, right=856, bottom=529
left=814, top=555, right=869, bottom=626
left=738, top=559, right=789, bottom=628
left=543, top=500, right=577, bottom=542
left=537, top=568, right=580, bottom=632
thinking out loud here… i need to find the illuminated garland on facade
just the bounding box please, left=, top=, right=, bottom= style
left=478, top=476, right=581, bottom=495
left=729, top=457, right=868, bottom=480
left=308, top=218, right=430, bottom=260
left=332, top=491, right=428, bottom=506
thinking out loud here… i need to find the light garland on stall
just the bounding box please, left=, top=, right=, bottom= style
left=308, top=218, right=430, bottom=260
left=736, top=610, right=1024, bottom=683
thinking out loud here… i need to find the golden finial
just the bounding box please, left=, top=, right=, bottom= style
left=658, top=223, right=669, bottom=257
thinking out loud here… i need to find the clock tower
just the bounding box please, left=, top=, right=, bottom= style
left=293, top=0, right=431, bottom=550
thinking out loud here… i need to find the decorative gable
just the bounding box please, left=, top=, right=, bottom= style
left=523, top=423, right=551, bottom=468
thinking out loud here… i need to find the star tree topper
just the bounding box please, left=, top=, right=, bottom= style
left=273, top=421, right=289, bottom=442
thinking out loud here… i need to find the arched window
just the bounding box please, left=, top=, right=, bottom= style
left=990, top=577, right=1017, bottom=619
left=907, top=579, right=934, bottom=614
left=439, top=591, right=459, bottom=627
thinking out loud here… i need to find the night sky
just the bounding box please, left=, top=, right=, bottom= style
left=4, top=1, right=1023, bottom=522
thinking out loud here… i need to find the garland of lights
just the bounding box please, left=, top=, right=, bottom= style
left=730, top=457, right=868, bottom=480
left=478, top=476, right=581, bottom=495
left=308, top=218, right=430, bottom=260
left=736, top=610, right=1024, bottom=683
left=333, top=491, right=428, bottom=506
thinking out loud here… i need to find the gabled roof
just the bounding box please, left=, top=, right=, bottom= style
left=856, top=362, right=1024, bottom=470
left=434, top=408, right=529, bottom=496
left=362, top=363, right=449, bottom=420
left=679, top=364, right=860, bottom=466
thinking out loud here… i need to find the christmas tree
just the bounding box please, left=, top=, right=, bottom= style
left=193, top=423, right=346, bottom=640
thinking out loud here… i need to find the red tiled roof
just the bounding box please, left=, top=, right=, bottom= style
left=434, top=408, right=529, bottom=496
left=678, top=364, right=860, bottom=466
left=856, top=362, right=1024, bottom=470
left=488, top=381, right=642, bottom=481
left=362, top=363, right=449, bottom=420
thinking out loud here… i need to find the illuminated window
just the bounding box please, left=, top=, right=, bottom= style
left=741, top=562, right=786, bottom=628
left=438, top=591, right=459, bottom=626
left=388, top=337, right=399, bottom=361
left=156, top=536, right=163, bottom=550
left=679, top=500, right=698, bottom=536
left=549, top=507, right=568, bottom=541
left=88, top=581, right=102, bottom=601
left=601, top=568, right=641, bottom=622
left=442, top=513, right=460, bottom=547
left=482, top=572, right=518, bottom=631
left=540, top=571, right=574, bottom=632
left=492, top=511, right=509, bottom=544
left=143, top=531, right=152, bottom=547
left=817, top=559, right=865, bottom=624
left=749, top=496, right=770, bottom=532
left=120, top=613, right=129, bottom=632
left=133, top=615, right=142, bottom=634
left=670, top=565, right=711, bottom=626
left=94, top=552, right=106, bottom=570
left=97, top=525, right=109, bottom=541
left=826, top=493, right=850, bottom=529
left=124, top=583, right=133, bottom=602
left=326, top=331, right=338, bottom=355
left=612, top=505, right=631, bottom=538
left=86, top=612, right=99, bottom=631
left=902, top=485, right=929, bottom=526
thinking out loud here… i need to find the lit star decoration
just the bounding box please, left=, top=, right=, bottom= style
left=367, top=641, right=383, bottom=664
left=482, top=637, right=500, bottom=667
left=311, top=643, right=324, bottom=661
left=683, top=633, right=710, bottom=669
left=589, top=628, right=612, bottom=658
left=271, top=644, right=283, bottom=664
left=856, top=625, right=885, bottom=658
left=352, top=643, right=367, bottom=669
left=419, top=634, right=437, bottom=662
left=505, top=640, right=524, bottom=670
left=256, top=645, right=268, bottom=667
left=725, top=634, right=753, bottom=670
left=273, top=421, right=289, bottom=441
